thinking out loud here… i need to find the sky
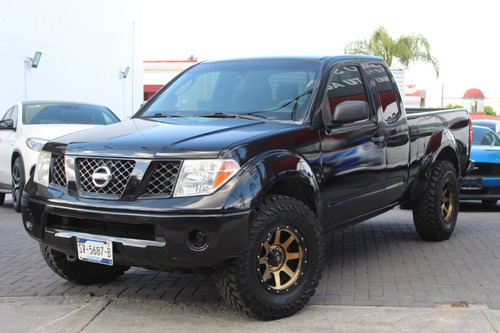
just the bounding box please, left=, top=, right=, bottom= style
left=142, top=0, right=500, bottom=109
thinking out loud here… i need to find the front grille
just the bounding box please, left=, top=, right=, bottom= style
left=52, top=155, right=66, bottom=187
left=143, top=161, right=181, bottom=197
left=470, top=162, right=500, bottom=177
left=46, top=214, right=156, bottom=241
left=77, top=158, right=135, bottom=196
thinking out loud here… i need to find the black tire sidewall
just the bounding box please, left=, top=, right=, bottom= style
left=40, top=243, right=129, bottom=284
left=245, top=216, right=320, bottom=308
left=12, top=157, right=25, bottom=212
left=435, top=166, right=459, bottom=233
left=223, top=195, right=323, bottom=318
left=413, top=160, right=459, bottom=241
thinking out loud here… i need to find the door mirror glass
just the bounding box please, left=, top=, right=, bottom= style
left=0, top=119, right=14, bottom=129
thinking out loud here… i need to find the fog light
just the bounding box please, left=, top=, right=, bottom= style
left=187, top=229, right=208, bottom=251
left=24, top=211, right=34, bottom=230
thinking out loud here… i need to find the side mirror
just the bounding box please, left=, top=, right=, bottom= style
left=332, top=101, right=369, bottom=125
left=0, top=119, right=14, bottom=129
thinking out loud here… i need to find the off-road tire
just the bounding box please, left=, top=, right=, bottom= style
left=215, top=195, right=324, bottom=320
left=412, top=160, right=459, bottom=241
left=40, top=243, right=130, bottom=284
left=12, top=157, right=25, bottom=212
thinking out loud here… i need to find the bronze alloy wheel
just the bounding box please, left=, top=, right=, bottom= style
left=257, top=226, right=306, bottom=293
left=215, top=195, right=324, bottom=320
left=412, top=160, right=459, bottom=242
left=441, top=181, right=455, bottom=222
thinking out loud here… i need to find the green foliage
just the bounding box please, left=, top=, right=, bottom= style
left=345, top=26, right=439, bottom=77
left=445, top=104, right=463, bottom=109
left=484, top=105, right=497, bottom=116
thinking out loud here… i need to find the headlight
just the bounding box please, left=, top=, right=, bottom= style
left=26, top=137, right=49, bottom=152
left=173, top=159, right=240, bottom=197
left=34, top=150, right=51, bottom=187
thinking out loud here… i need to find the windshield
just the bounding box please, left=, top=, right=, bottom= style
left=139, top=60, right=321, bottom=122
left=24, top=103, right=120, bottom=125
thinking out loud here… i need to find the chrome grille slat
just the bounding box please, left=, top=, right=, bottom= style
left=77, top=158, right=135, bottom=195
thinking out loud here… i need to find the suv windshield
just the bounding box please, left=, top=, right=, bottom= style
left=139, top=60, right=321, bottom=122
left=24, top=103, right=120, bottom=125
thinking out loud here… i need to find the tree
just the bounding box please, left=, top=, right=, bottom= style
left=484, top=106, right=497, bottom=116
left=445, top=104, right=463, bottom=109
left=345, top=26, right=439, bottom=77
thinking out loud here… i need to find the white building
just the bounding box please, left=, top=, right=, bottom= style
left=143, top=59, right=197, bottom=100
left=462, top=88, right=485, bottom=114
left=0, top=0, right=143, bottom=120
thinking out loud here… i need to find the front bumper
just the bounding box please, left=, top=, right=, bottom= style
left=22, top=195, right=250, bottom=271
left=460, top=176, right=500, bottom=201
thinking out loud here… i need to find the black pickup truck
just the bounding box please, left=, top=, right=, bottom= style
left=22, top=56, right=472, bottom=319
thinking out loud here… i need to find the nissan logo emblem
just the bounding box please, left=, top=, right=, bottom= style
left=92, top=165, right=113, bottom=188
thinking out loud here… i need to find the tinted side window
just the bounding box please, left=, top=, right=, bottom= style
left=368, top=64, right=401, bottom=122
left=480, top=132, right=500, bottom=146
left=327, top=66, right=368, bottom=117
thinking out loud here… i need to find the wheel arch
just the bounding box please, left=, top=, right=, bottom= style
left=11, top=149, right=23, bottom=170
left=223, top=150, right=321, bottom=218
left=405, top=136, right=460, bottom=205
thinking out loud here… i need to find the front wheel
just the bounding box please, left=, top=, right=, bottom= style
left=40, top=244, right=130, bottom=284
left=215, top=195, right=324, bottom=320
left=412, top=160, right=459, bottom=241
left=12, top=157, right=25, bottom=212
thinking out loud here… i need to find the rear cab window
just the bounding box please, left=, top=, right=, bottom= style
left=366, top=64, right=402, bottom=123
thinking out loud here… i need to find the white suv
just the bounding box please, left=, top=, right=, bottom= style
left=0, top=101, right=120, bottom=211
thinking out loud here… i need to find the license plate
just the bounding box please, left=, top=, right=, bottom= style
left=77, top=237, right=113, bottom=266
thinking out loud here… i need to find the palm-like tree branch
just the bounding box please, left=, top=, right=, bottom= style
left=344, top=26, right=439, bottom=77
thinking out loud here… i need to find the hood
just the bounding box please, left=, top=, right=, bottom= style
left=52, top=118, right=296, bottom=159
left=23, top=123, right=105, bottom=141
left=471, top=145, right=500, bottom=164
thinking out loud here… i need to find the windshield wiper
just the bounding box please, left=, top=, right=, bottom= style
left=141, top=113, right=184, bottom=119
left=194, top=112, right=237, bottom=118
left=195, top=112, right=267, bottom=121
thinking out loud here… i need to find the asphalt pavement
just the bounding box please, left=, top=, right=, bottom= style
left=1, top=194, right=500, bottom=332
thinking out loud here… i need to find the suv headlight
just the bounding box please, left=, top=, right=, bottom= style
left=173, top=159, right=240, bottom=197
left=34, top=150, right=51, bottom=187
left=26, top=137, right=49, bottom=152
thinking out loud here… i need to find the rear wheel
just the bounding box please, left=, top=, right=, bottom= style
left=12, top=157, right=25, bottom=212
left=215, top=195, right=324, bottom=320
left=412, top=160, right=459, bottom=241
left=40, top=243, right=130, bottom=284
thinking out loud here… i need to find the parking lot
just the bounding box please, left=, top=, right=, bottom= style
left=1, top=195, right=500, bottom=331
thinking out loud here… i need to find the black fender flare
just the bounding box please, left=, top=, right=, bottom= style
left=223, top=149, right=321, bottom=218
left=408, top=129, right=460, bottom=203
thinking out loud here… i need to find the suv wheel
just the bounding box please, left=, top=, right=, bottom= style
left=413, top=160, right=459, bottom=241
left=12, top=157, right=25, bottom=212
left=215, top=195, right=324, bottom=320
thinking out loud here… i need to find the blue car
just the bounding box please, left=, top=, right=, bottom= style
left=461, top=125, right=500, bottom=204
left=472, top=119, right=500, bottom=135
